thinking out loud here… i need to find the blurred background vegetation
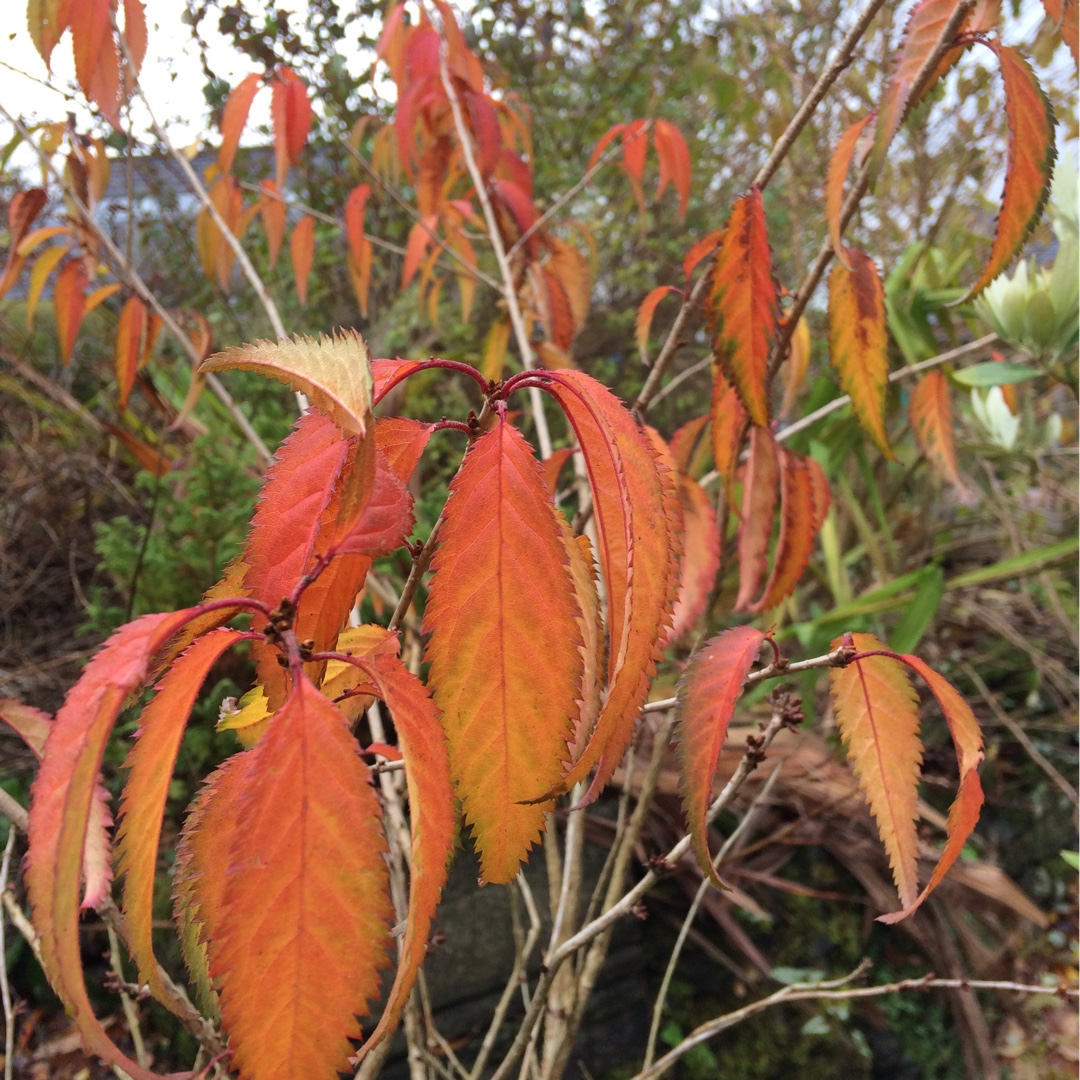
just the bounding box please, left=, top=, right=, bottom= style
left=1, top=1, right=1077, bottom=1077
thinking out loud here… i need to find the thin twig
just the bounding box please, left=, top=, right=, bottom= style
left=774, top=333, right=1000, bottom=444
left=1, top=831, right=16, bottom=1080
left=437, top=39, right=554, bottom=459
left=961, top=662, right=1078, bottom=808
left=107, top=925, right=149, bottom=1069
left=633, top=0, right=889, bottom=417
left=631, top=966, right=1077, bottom=1080
left=643, top=763, right=783, bottom=1068
left=0, top=106, right=274, bottom=466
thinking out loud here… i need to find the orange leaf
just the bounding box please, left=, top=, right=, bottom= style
left=481, top=319, right=512, bottom=382
left=878, top=654, right=984, bottom=922
left=25, top=244, right=68, bottom=328
left=588, top=122, right=626, bottom=171
left=711, top=368, right=748, bottom=513
left=749, top=449, right=820, bottom=612
left=348, top=650, right=455, bottom=1062
left=666, top=475, right=720, bottom=642
left=959, top=42, right=1056, bottom=300
left=828, top=632, right=923, bottom=911
left=115, top=296, right=148, bottom=408
left=290, top=214, right=314, bottom=305
left=219, top=72, right=262, bottom=174
left=677, top=627, right=766, bottom=887
left=115, top=629, right=247, bottom=1002
left=807, top=455, right=831, bottom=534
left=202, top=330, right=373, bottom=437
left=329, top=449, right=414, bottom=558
left=826, top=113, right=874, bottom=266
left=490, top=178, right=539, bottom=255
left=543, top=268, right=576, bottom=350
left=402, top=217, right=436, bottom=289
left=706, top=188, right=778, bottom=427
left=349, top=239, right=374, bottom=318
left=344, top=184, right=372, bottom=265
left=534, top=371, right=678, bottom=805
left=373, top=357, right=425, bottom=403
left=828, top=247, right=893, bottom=458
left=670, top=414, right=711, bottom=478
left=27, top=0, right=73, bottom=68
left=70, top=0, right=121, bottom=124
left=257, top=179, right=286, bottom=270
left=652, top=119, right=692, bottom=219
left=540, top=446, right=574, bottom=498
left=84, top=282, right=121, bottom=315
left=621, top=118, right=648, bottom=214
left=1, top=188, right=47, bottom=299
left=734, top=426, right=779, bottom=611
left=546, top=239, right=591, bottom=335
left=27, top=610, right=198, bottom=1080
left=122, top=0, right=148, bottom=75
left=873, top=0, right=967, bottom=171
left=271, top=66, right=312, bottom=189
left=53, top=259, right=88, bottom=364
left=210, top=675, right=393, bottom=1080
left=909, top=370, right=972, bottom=498
left=423, top=417, right=584, bottom=883
left=682, top=228, right=722, bottom=282
left=0, top=696, right=52, bottom=755
left=375, top=416, right=435, bottom=484
left=635, top=285, right=680, bottom=362
left=778, top=314, right=811, bottom=419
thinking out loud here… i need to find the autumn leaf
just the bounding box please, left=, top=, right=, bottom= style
left=711, top=368, right=748, bottom=513
left=652, top=119, right=692, bottom=219
left=667, top=474, right=720, bottom=642
left=749, top=449, right=820, bottom=612
left=734, top=426, right=779, bottom=611
left=115, top=296, right=148, bottom=408
left=959, top=42, right=1056, bottom=301
left=705, top=188, right=778, bottom=427
left=778, top=314, right=811, bottom=420
left=25, top=244, right=68, bottom=327
left=202, top=330, right=373, bottom=437
left=290, top=215, right=315, bottom=305
left=27, top=609, right=199, bottom=1080
left=219, top=72, right=262, bottom=174
left=828, top=247, right=893, bottom=458
left=635, top=285, right=680, bottom=363
left=115, top=629, right=249, bottom=1003
left=621, top=118, right=649, bottom=214
left=423, top=417, right=583, bottom=883
left=878, top=654, right=984, bottom=922
left=677, top=627, right=766, bottom=887
left=0, top=188, right=47, bottom=298
left=670, top=414, right=711, bottom=479
left=258, top=180, right=286, bottom=269
left=374, top=416, right=435, bottom=484
left=210, top=675, right=393, bottom=1080
left=26, top=0, right=71, bottom=68
left=828, top=633, right=923, bottom=912
left=271, top=66, right=312, bottom=189
left=909, top=371, right=972, bottom=498
left=53, top=259, right=88, bottom=364
left=533, top=371, right=678, bottom=805
left=682, top=228, right=722, bottom=282
left=826, top=114, right=874, bottom=266
left=481, top=318, right=512, bottom=381
left=348, top=650, right=455, bottom=1063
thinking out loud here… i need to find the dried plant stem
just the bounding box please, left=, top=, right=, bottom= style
left=0, top=106, right=274, bottom=466
left=106, top=924, right=149, bottom=1069
left=631, top=965, right=1078, bottom=1080
left=633, top=0, right=889, bottom=416
left=643, top=763, right=783, bottom=1069
left=437, top=42, right=554, bottom=460
left=1, top=830, right=16, bottom=1080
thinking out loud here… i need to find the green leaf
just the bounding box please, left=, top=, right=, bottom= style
left=889, top=565, right=943, bottom=654
left=951, top=361, right=1040, bottom=387
left=946, top=537, right=1079, bottom=589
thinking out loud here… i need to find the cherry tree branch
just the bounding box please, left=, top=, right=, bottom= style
left=437, top=40, right=554, bottom=459
left=633, top=0, right=889, bottom=417
left=0, top=106, right=274, bottom=466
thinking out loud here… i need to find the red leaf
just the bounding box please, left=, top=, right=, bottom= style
left=909, top=370, right=972, bottom=498
left=210, top=675, right=393, bottom=1080
left=959, top=42, right=1056, bottom=300
left=543, top=269, right=576, bottom=351
left=828, top=247, right=893, bottom=458
left=677, top=627, right=766, bottom=887
left=635, top=285, right=680, bottom=362
left=878, top=654, right=985, bottom=922
left=667, top=475, right=720, bottom=641
left=344, top=184, right=372, bottom=266
left=734, top=426, right=779, bottom=611
left=829, top=633, right=923, bottom=912
left=621, top=119, right=649, bottom=213
left=271, top=66, right=312, bottom=188
left=464, top=89, right=502, bottom=177
left=0, top=188, right=47, bottom=298
left=53, top=259, right=88, bottom=364
left=534, top=371, right=678, bottom=806
left=290, top=215, right=315, bottom=305
left=330, top=451, right=414, bottom=557
left=490, top=178, right=540, bottom=255
left=258, top=179, right=286, bottom=270
left=27, top=610, right=198, bottom=1080
left=115, top=629, right=247, bottom=1002
left=219, top=72, right=262, bottom=174
left=682, top=228, right=723, bottom=282
left=348, top=651, right=455, bottom=1062
left=826, top=113, right=874, bottom=265
left=114, top=296, right=148, bottom=408
left=375, top=416, right=435, bottom=484
left=749, top=449, right=820, bottom=611
left=402, top=217, right=436, bottom=289
left=588, top=122, right=626, bottom=171
left=372, top=358, right=425, bottom=404
left=711, top=369, right=748, bottom=513
left=652, top=119, right=692, bottom=219
left=706, top=188, right=778, bottom=427
left=423, top=417, right=584, bottom=883
left=540, top=446, right=575, bottom=498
